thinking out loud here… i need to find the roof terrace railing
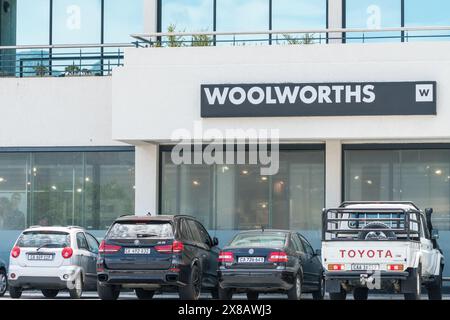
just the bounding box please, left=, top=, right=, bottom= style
left=2, top=26, right=450, bottom=78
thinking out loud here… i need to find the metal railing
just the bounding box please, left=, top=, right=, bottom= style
left=131, top=25, right=450, bottom=47
left=0, top=43, right=138, bottom=78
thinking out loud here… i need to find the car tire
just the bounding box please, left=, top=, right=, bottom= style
left=287, top=273, right=302, bottom=300
left=179, top=264, right=202, bottom=300
left=218, top=287, right=233, bottom=300
left=312, top=275, right=325, bottom=300
left=42, top=289, right=59, bottom=298
left=329, top=287, right=347, bottom=300
left=353, top=287, right=369, bottom=300
left=69, top=274, right=83, bottom=299
left=135, top=288, right=155, bottom=300
left=427, top=265, right=443, bottom=300
left=97, top=281, right=121, bottom=301
left=246, top=292, right=259, bottom=300
left=0, top=269, right=7, bottom=297
left=9, top=286, right=22, bottom=299
left=404, top=265, right=422, bottom=300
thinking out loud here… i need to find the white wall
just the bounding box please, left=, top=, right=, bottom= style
left=0, top=76, right=126, bottom=147
left=112, top=42, right=450, bottom=143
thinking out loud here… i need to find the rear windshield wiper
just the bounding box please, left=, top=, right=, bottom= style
left=36, top=243, right=63, bottom=251
left=136, top=233, right=160, bottom=238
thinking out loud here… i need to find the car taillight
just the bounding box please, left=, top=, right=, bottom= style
left=11, top=246, right=20, bottom=258
left=98, top=240, right=122, bottom=254
left=268, top=252, right=288, bottom=263
left=156, top=240, right=184, bottom=253
left=218, top=251, right=234, bottom=263
left=62, top=247, right=73, bottom=259
left=328, top=264, right=345, bottom=271
left=387, top=264, right=404, bottom=271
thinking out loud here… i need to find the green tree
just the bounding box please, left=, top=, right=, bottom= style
left=166, top=24, right=184, bottom=47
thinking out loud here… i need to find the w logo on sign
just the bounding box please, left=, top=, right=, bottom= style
left=416, top=84, right=434, bottom=102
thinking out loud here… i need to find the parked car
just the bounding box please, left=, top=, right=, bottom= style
left=217, top=229, right=324, bottom=300
left=0, top=258, right=7, bottom=297
left=322, top=201, right=444, bottom=300
left=96, top=215, right=220, bottom=300
left=8, top=226, right=99, bottom=299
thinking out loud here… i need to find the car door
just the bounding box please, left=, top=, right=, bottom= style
left=186, top=219, right=211, bottom=285
left=75, top=232, right=91, bottom=279
left=195, top=221, right=219, bottom=285
left=298, top=234, right=321, bottom=288
left=84, top=233, right=100, bottom=286
left=419, top=215, right=434, bottom=275
left=290, top=234, right=312, bottom=286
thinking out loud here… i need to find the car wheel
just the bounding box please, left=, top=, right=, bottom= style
left=287, top=274, right=302, bottom=300
left=312, top=275, right=325, bottom=300
left=8, top=286, right=22, bottom=299
left=404, top=264, right=422, bottom=300
left=218, top=287, right=233, bottom=300
left=353, top=287, right=369, bottom=300
left=179, top=264, right=202, bottom=300
left=329, top=287, right=347, bottom=300
left=0, top=269, right=7, bottom=297
left=42, top=289, right=59, bottom=298
left=427, top=265, right=443, bottom=300
left=135, top=288, right=155, bottom=300
left=69, top=275, right=83, bottom=299
left=246, top=292, right=259, bottom=300
left=97, top=281, right=121, bottom=301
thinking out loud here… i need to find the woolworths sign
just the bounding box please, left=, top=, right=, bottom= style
left=200, top=81, right=436, bottom=118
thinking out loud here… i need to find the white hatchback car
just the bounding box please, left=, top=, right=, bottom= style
left=8, top=226, right=99, bottom=299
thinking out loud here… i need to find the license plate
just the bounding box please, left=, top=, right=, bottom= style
left=27, top=254, right=54, bottom=261
left=238, top=257, right=265, bottom=263
left=351, top=264, right=380, bottom=271
left=124, top=248, right=151, bottom=255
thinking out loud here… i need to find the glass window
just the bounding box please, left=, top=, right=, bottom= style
left=178, top=218, right=193, bottom=241
left=344, top=148, right=450, bottom=230
left=161, top=0, right=214, bottom=33
left=272, top=0, right=327, bottom=45
left=186, top=219, right=203, bottom=243
left=0, top=153, right=28, bottom=230
left=299, top=235, right=314, bottom=255
left=160, top=148, right=325, bottom=231
left=216, top=0, right=270, bottom=45
left=195, top=221, right=211, bottom=245
left=16, top=231, right=70, bottom=248
left=85, top=233, right=99, bottom=252
left=52, top=0, right=102, bottom=44
left=404, top=0, right=450, bottom=41
left=229, top=232, right=287, bottom=248
left=104, top=0, right=144, bottom=43
left=345, top=0, right=402, bottom=42
left=76, top=232, right=89, bottom=250
left=107, top=222, right=174, bottom=239
left=291, top=234, right=304, bottom=252
left=16, top=0, right=50, bottom=45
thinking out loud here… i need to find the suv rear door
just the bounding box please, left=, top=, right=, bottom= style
left=185, top=219, right=212, bottom=282
left=104, top=220, right=175, bottom=270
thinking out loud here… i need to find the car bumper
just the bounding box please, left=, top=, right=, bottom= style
left=8, top=265, right=82, bottom=289
left=218, top=269, right=295, bottom=291
left=98, top=269, right=186, bottom=288
left=325, top=271, right=410, bottom=280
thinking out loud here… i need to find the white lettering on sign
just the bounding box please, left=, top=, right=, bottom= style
left=66, top=5, right=81, bottom=30
left=203, top=84, right=376, bottom=106
left=339, top=249, right=393, bottom=259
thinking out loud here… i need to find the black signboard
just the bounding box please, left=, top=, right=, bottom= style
left=200, top=81, right=436, bottom=118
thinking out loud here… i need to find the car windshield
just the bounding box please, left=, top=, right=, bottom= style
left=107, top=222, right=174, bottom=239
left=16, top=231, right=70, bottom=248
left=229, top=232, right=287, bottom=248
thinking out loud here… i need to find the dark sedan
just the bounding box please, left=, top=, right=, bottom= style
left=217, top=229, right=324, bottom=300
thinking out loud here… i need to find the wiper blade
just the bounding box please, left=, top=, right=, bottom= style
left=36, top=243, right=61, bottom=251
left=136, top=233, right=159, bottom=238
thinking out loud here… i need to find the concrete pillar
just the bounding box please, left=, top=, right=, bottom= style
left=327, top=0, right=344, bottom=43
left=325, top=140, right=342, bottom=208
left=144, top=0, right=158, bottom=34
left=134, top=143, right=159, bottom=216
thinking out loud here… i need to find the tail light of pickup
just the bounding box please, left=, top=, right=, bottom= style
left=328, top=264, right=346, bottom=271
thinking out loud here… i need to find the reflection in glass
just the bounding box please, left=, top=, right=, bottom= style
left=104, top=0, right=144, bottom=43
left=160, top=149, right=325, bottom=231
left=345, top=0, right=401, bottom=42
left=161, top=0, right=214, bottom=32
left=405, top=0, right=450, bottom=41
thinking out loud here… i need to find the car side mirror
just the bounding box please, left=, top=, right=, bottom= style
left=425, top=208, right=434, bottom=215
left=212, top=237, right=219, bottom=247
left=315, top=249, right=321, bottom=256
left=432, top=229, right=439, bottom=240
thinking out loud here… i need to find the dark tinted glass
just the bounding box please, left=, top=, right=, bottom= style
left=107, top=222, right=174, bottom=239
left=76, top=232, right=89, bottom=250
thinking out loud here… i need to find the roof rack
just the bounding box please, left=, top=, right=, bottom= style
left=340, top=201, right=420, bottom=210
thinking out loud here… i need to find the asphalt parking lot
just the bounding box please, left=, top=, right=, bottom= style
left=1, top=291, right=449, bottom=300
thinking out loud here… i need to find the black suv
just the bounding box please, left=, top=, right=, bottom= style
left=96, top=215, right=220, bottom=300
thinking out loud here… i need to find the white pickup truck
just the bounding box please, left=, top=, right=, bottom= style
left=322, top=201, right=444, bottom=300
